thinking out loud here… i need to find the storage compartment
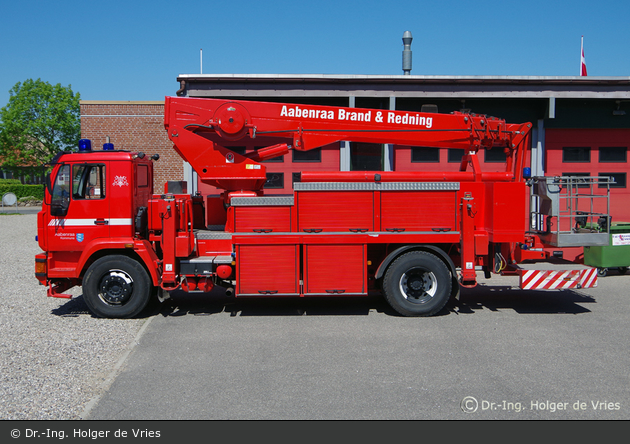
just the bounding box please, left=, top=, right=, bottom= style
left=234, top=206, right=292, bottom=232
left=298, top=191, right=373, bottom=232
left=380, top=191, right=457, bottom=232
left=236, top=244, right=299, bottom=295
left=179, top=258, right=213, bottom=276
left=488, top=182, right=527, bottom=241
left=304, top=244, right=366, bottom=295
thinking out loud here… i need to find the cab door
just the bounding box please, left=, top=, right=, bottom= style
left=47, top=162, right=110, bottom=254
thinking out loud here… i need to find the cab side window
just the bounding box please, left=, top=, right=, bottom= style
left=73, top=164, right=105, bottom=200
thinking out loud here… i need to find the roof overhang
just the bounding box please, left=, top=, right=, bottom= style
left=176, top=74, right=630, bottom=100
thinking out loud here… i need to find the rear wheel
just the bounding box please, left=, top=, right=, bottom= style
left=83, top=255, right=152, bottom=318
left=382, top=251, right=452, bottom=317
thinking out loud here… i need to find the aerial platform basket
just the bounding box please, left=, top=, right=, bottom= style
left=529, top=175, right=614, bottom=248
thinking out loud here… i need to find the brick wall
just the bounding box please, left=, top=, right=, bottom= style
left=80, top=101, right=180, bottom=193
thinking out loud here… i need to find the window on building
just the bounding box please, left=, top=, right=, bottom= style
left=485, top=147, right=507, bottom=163
left=599, top=173, right=626, bottom=188
left=264, top=172, right=284, bottom=189
left=562, top=172, right=591, bottom=188
left=448, top=149, right=465, bottom=163
left=563, top=147, right=591, bottom=162
left=293, top=148, right=321, bottom=162
left=599, top=147, right=627, bottom=163
left=350, top=143, right=383, bottom=171
left=411, top=147, right=439, bottom=163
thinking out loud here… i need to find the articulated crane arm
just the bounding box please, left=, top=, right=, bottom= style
left=164, top=97, right=531, bottom=192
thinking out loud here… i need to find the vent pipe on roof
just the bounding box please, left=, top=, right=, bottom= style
left=402, top=31, right=413, bottom=75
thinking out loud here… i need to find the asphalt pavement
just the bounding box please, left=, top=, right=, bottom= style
left=82, top=272, right=630, bottom=421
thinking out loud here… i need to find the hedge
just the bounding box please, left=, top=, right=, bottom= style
left=0, top=183, right=45, bottom=200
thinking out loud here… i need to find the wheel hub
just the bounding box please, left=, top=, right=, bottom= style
left=400, top=268, right=437, bottom=304
left=409, top=278, right=425, bottom=291
left=99, top=271, right=133, bottom=305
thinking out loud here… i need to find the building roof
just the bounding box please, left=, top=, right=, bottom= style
left=176, top=74, right=630, bottom=99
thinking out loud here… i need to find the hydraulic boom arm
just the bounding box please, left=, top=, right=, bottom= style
left=164, top=97, right=531, bottom=191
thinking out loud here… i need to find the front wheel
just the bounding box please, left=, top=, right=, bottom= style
left=382, top=251, right=452, bottom=317
left=83, top=255, right=153, bottom=318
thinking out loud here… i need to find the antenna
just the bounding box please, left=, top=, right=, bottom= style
left=200, top=48, right=203, bottom=74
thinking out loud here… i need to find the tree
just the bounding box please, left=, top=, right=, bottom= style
left=0, top=79, right=80, bottom=168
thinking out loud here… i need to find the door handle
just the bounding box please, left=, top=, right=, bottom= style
left=94, top=219, right=109, bottom=225
left=303, top=228, right=322, bottom=233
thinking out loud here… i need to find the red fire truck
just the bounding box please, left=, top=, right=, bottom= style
left=35, top=97, right=612, bottom=318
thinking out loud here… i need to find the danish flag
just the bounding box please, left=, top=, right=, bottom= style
left=580, top=36, right=587, bottom=76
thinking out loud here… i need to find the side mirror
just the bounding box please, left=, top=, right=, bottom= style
left=45, top=174, right=52, bottom=194
left=50, top=192, right=69, bottom=217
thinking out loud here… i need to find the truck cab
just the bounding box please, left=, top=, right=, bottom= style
left=36, top=140, right=158, bottom=317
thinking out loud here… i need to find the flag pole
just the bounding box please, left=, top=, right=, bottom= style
left=580, top=36, right=587, bottom=76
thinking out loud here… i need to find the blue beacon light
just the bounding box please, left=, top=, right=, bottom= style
left=78, top=139, right=92, bottom=151
left=103, top=142, right=114, bottom=151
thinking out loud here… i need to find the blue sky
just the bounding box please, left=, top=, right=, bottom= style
left=1, top=0, right=629, bottom=109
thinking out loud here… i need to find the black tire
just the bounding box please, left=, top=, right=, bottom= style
left=382, top=251, right=452, bottom=317
left=597, top=268, right=607, bottom=277
left=618, top=267, right=628, bottom=275
left=83, top=255, right=153, bottom=318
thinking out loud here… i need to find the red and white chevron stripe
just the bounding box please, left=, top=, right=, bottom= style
left=520, top=267, right=598, bottom=290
